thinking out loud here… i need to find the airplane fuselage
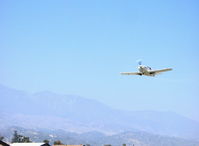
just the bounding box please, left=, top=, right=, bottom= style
left=138, top=65, right=155, bottom=76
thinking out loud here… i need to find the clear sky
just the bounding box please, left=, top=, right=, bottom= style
left=0, top=0, right=199, bottom=121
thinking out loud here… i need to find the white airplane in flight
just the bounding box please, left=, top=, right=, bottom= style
left=121, top=61, right=172, bottom=77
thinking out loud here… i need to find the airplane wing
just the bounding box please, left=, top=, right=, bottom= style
left=148, top=68, right=172, bottom=74
left=120, top=72, right=142, bottom=75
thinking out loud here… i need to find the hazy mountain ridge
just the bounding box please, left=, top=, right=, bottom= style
left=1, top=126, right=199, bottom=146
left=1, top=84, right=199, bottom=141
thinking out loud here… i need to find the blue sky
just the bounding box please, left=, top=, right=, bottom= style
left=0, top=0, right=199, bottom=121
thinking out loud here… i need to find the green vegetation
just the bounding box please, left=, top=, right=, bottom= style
left=0, top=136, right=4, bottom=140
left=43, top=139, right=49, bottom=144
left=11, top=130, right=32, bottom=143
left=53, top=140, right=63, bottom=145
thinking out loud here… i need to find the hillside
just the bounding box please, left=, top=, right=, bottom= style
left=1, top=84, right=199, bottom=142
left=1, top=126, right=199, bottom=146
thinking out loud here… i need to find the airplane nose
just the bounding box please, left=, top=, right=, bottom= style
left=138, top=66, right=142, bottom=72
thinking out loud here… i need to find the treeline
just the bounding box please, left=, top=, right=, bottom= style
left=3, top=131, right=66, bottom=145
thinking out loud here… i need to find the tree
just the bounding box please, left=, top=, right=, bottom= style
left=11, top=130, right=31, bottom=143
left=11, top=131, right=19, bottom=143
left=21, top=136, right=31, bottom=143
left=54, top=140, right=63, bottom=145
left=0, top=136, right=4, bottom=140
left=43, top=139, right=49, bottom=144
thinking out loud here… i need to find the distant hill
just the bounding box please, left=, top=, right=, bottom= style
left=1, top=126, right=199, bottom=146
left=1, top=84, right=199, bottom=141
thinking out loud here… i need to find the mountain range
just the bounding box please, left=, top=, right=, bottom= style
left=1, top=84, right=199, bottom=145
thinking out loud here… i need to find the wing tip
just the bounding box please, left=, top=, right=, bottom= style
left=168, top=68, right=173, bottom=71
left=120, top=72, right=127, bottom=75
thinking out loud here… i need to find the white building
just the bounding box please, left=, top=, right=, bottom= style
left=10, top=143, right=49, bottom=146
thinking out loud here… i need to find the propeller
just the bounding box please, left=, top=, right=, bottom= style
left=136, top=59, right=142, bottom=65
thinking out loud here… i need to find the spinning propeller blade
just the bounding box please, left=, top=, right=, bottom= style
left=136, top=59, right=142, bottom=65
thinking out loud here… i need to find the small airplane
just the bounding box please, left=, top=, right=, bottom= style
left=121, top=61, right=172, bottom=77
